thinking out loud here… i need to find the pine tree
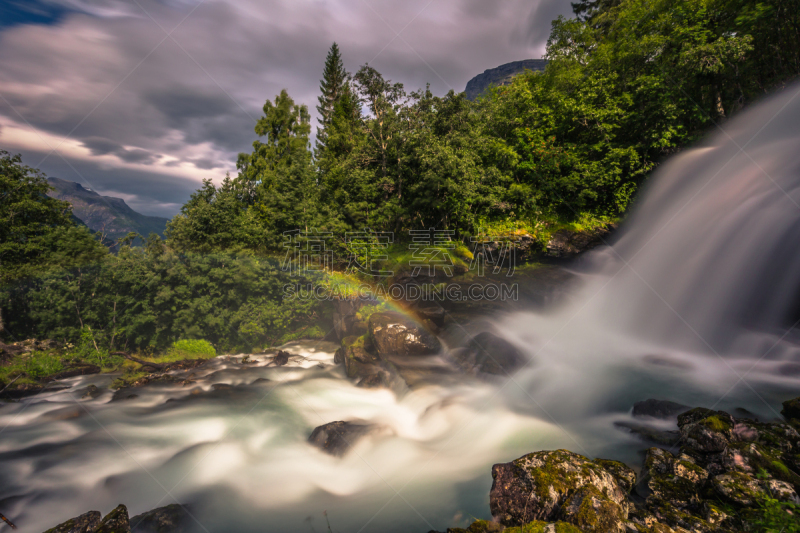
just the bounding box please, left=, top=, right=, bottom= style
left=316, top=42, right=348, bottom=155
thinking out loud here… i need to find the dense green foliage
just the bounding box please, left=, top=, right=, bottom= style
left=1, top=236, right=328, bottom=354
left=2, top=0, right=799, bottom=357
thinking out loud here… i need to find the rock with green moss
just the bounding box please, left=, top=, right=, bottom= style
left=643, top=448, right=708, bottom=510
left=368, top=312, right=440, bottom=356
left=594, top=459, right=636, bottom=494
left=339, top=335, right=380, bottom=380
left=711, top=471, right=764, bottom=506
left=42, top=510, right=101, bottom=533
left=559, top=485, right=627, bottom=533
left=781, top=396, right=800, bottom=421
left=677, top=409, right=734, bottom=454
left=489, top=449, right=629, bottom=526
left=94, top=504, right=131, bottom=533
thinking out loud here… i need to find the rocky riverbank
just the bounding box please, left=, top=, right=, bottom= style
left=432, top=399, right=800, bottom=533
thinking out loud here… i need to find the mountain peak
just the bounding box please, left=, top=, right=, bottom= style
left=46, top=178, right=169, bottom=242
left=465, top=59, right=548, bottom=100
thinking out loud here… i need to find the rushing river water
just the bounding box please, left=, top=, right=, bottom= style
left=3, top=85, right=800, bottom=533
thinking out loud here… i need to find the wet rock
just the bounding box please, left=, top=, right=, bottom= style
left=368, top=312, right=441, bottom=356
left=130, top=504, right=192, bottom=533
left=339, top=336, right=380, bottom=381
left=45, top=364, right=102, bottom=382
left=546, top=225, right=614, bottom=258
left=712, top=471, right=764, bottom=506
left=308, top=421, right=376, bottom=457
left=560, top=485, right=627, bottom=533
left=489, top=449, right=628, bottom=526
left=80, top=384, right=103, bottom=400
left=677, top=408, right=734, bottom=454
left=781, top=396, right=800, bottom=421
left=94, top=504, right=131, bottom=533
left=451, top=332, right=525, bottom=376
left=272, top=351, right=290, bottom=366
left=614, top=421, right=680, bottom=447
left=42, top=510, right=102, bottom=533
left=632, top=400, right=690, bottom=419
left=251, top=377, right=270, bottom=385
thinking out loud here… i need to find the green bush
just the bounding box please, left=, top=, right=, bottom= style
left=68, top=327, right=121, bottom=369
left=167, top=339, right=216, bottom=359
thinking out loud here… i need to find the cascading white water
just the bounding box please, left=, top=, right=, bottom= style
left=589, top=82, right=800, bottom=354
left=3, top=84, right=800, bottom=533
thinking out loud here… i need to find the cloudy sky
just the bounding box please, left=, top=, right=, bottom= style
left=0, top=0, right=571, bottom=217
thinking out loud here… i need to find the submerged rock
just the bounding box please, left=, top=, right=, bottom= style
left=632, top=399, right=690, bottom=419
left=613, top=421, right=680, bottom=447
left=368, top=312, right=440, bottom=356
left=451, top=332, right=525, bottom=376
left=130, top=504, right=193, bottom=533
left=308, top=421, right=376, bottom=457
left=80, top=384, right=103, bottom=400
left=42, top=510, right=102, bottom=533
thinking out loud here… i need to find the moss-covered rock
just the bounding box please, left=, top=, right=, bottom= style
left=594, top=459, right=636, bottom=494
left=42, top=510, right=101, bottom=533
left=559, top=485, right=626, bottom=533
left=677, top=409, right=734, bottom=454
left=94, top=504, right=130, bottom=533
left=643, top=448, right=707, bottom=510
left=489, top=449, right=629, bottom=526
left=712, top=471, right=764, bottom=506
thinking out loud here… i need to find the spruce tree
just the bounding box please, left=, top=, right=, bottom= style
left=316, top=42, right=348, bottom=155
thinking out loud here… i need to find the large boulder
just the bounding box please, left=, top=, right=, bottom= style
left=368, top=312, right=440, bottom=356
left=43, top=511, right=102, bottom=533
left=130, top=504, right=193, bottom=533
left=546, top=226, right=614, bottom=258
left=332, top=298, right=375, bottom=340
left=451, top=332, right=526, bottom=376
left=489, top=449, right=629, bottom=527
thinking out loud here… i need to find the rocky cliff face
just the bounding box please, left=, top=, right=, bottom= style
left=46, top=178, right=169, bottom=242
left=465, top=59, right=548, bottom=100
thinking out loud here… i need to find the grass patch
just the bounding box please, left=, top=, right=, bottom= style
left=0, top=351, right=64, bottom=384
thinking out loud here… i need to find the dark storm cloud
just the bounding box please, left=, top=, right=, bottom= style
left=16, top=147, right=198, bottom=218
left=81, top=136, right=160, bottom=164
left=0, top=0, right=571, bottom=217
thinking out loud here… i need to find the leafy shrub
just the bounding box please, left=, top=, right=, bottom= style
left=167, top=339, right=216, bottom=359
left=752, top=469, right=800, bottom=533
left=68, top=327, right=121, bottom=369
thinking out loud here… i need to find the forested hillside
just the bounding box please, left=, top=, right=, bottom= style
left=1, top=0, right=798, bottom=356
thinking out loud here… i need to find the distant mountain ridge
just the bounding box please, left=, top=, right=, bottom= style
left=465, top=59, right=548, bottom=100
left=46, top=178, right=169, bottom=242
